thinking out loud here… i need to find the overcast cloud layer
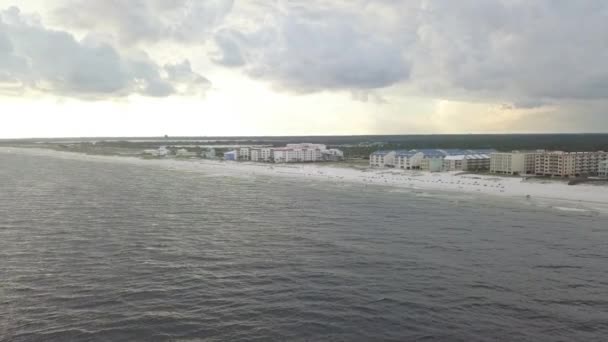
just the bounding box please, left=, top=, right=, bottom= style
left=1, top=0, right=608, bottom=119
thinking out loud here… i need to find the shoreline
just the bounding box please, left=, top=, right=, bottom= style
left=3, top=147, right=608, bottom=214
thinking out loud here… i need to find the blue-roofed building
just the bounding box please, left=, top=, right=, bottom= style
left=395, top=150, right=425, bottom=169
left=224, top=150, right=238, bottom=161
left=369, top=150, right=396, bottom=168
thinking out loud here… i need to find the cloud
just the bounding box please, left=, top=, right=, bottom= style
left=409, top=1, right=608, bottom=104
left=165, top=60, right=211, bottom=96
left=0, top=7, right=209, bottom=99
left=211, top=1, right=412, bottom=93
left=5, top=0, right=608, bottom=110
left=53, top=0, right=234, bottom=45
left=206, top=0, right=608, bottom=105
left=211, top=29, right=245, bottom=67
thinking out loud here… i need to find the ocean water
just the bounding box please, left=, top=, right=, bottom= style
left=1, top=151, right=607, bottom=342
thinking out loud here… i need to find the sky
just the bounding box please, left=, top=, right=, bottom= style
left=1, top=0, right=607, bottom=138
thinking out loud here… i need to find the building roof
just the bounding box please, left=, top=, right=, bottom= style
left=396, top=151, right=419, bottom=157
left=371, top=150, right=394, bottom=156
left=445, top=154, right=490, bottom=161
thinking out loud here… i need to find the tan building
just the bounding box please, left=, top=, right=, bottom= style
left=534, top=151, right=608, bottom=177
left=534, top=152, right=576, bottom=177
left=490, top=152, right=537, bottom=175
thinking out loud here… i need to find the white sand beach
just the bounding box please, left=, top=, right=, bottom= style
left=3, top=147, right=608, bottom=213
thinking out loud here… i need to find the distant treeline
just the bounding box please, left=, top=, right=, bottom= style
left=3, top=134, right=607, bottom=159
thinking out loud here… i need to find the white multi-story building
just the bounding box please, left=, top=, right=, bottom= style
left=238, top=147, right=250, bottom=161
left=249, top=148, right=274, bottom=162
left=299, top=148, right=323, bottom=162
left=250, top=148, right=261, bottom=162
left=417, top=150, right=450, bottom=172
left=490, top=152, right=537, bottom=175
left=223, top=143, right=342, bottom=163
left=261, top=148, right=273, bottom=162
left=372, top=149, right=494, bottom=171
left=599, top=160, right=608, bottom=178
left=272, top=148, right=298, bottom=163
left=369, top=151, right=396, bottom=167
left=444, top=154, right=491, bottom=171
left=395, top=151, right=424, bottom=169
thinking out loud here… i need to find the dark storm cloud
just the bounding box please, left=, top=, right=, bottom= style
left=0, top=7, right=209, bottom=98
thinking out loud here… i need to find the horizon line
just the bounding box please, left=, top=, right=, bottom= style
left=3, top=132, right=608, bottom=140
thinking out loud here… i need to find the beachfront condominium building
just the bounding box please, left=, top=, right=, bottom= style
left=272, top=148, right=297, bottom=163
left=444, top=154, right=491, bottom=172
left=249, top=148, right=273, bottom=162
left=395, top=151, right=424, bottom=169
left=490, top=152, right=537, bottom=175
left=238, top=147, right=250, bottom=161
left=417, top=149, right=494, bottom=172
left=372, top=149, right=495, bottom=171
left=535, top=151, right=608, bottom=177
left=271, top=146, right=333, bottom=163
left=261, top=148, right=273, bottom=162
left=599, top=160, right=608, bottom=178
left=369, top=151, right=396, bottom=167
left=419, top=154, right=446, bottom=172
left=572, top=151, right=608, bottom=175
left=243, top=144, right=341, bottom=163
left=534, top=152, right=575, bottom=177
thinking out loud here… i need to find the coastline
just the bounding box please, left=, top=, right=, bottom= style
left=3, top=147, right=608, bottom=214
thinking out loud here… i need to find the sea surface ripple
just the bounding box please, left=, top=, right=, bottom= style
left=1, top=152, right=608, bottom=341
